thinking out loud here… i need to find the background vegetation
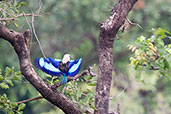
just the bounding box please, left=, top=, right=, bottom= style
left=0, top=0, right=171, bottom=114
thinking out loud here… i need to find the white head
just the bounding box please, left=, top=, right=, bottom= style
left=62, top=54, right=71, bottom=64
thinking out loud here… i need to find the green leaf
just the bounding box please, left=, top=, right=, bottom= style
left=0, top=75, right=4, bottom=81
left=19, top=2, right=27, bottom=7
left=18, top=111, right=23, bottom=114
left=89, top=105, right=97, bottom=110
left=137, top=36, right=146, bottom=42
left=12, top=75, right=21, bottom=81
left=88, top=82, right=96, bottom=86
left=18, top=103, right=26, bottom=111
left=53, top=79, right=59, bottom=84
left=78, top=105, right=81, bottom=109
left=8, top=111, right=15, bottom=114
left=155, top=28, right=169, bottom=39
left=164, top=59, right=170, bottom=70
left=5, top=67, right=12, bottom=77
left=14, top=23, right=19, bottom=28
left=65, top=90, right=72, bottom=95
left=11, top=102, right=18, bottom=108
left=86, top=88, right=91, bottom=92
left=2, top=21, right=6, bottom=25
left=16, top=71, right=22, bottom=75
left=168, top=44, right=171, bottom=48
left=46, top=79, right=51, bottom=84
left=135, top=63, right=139, bottom=70
left=0, top=83, right=9, bottom=89
left=6, top=80, right=14, bottom=86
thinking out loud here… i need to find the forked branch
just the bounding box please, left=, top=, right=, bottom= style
left=0, top=24, right=82, bottom=114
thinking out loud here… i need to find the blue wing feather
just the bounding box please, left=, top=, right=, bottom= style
left=35, top=57, right=82, bottom=77
left=68, top=58, right=82, bottom=77
left=48, top=57, right=61, bottom=68
left=35, top=58, right=62, bottom=76
left=68, top=59, right=78, bottom=69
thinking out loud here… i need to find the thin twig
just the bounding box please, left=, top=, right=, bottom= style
left=69, top=66, right=96, bottom=80
left=62, top=86, right=67, bottom=94
left=24, top=0, right=42, bottom=51
left=117, top=17, right=142, bottom=40
left=126, top=17, right=142, bottom=29
left=36, top=0, right=42, bottom=14
left=31, top=14, right=47, bottom=58
left=0, top=14, right=39, bottom=21
left=16, top=96, right=43, bottom=104
left=109, top=87, right=127, bottom=100
left=23, top=12, right=33, bottom=50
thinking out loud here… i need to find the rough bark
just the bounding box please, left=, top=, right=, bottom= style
left=0, top=24, right=82, bottom=114
left=94, top=0, right=138, bottom=114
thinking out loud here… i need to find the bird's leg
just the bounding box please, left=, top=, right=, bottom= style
left=60, top=74, right=68, bottom=94
left=61, top=74, right=68, bottom=84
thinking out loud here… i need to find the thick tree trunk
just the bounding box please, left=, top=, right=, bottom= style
left=94, top=0, right=138, bottom=114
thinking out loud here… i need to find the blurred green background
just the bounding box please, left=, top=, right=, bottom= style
left=0, top=0, right=171, bottom=114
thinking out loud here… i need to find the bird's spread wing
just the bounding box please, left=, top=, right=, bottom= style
left=68, top=58, right=82, bottom=77
left=48, top=57, right=61, bottom=68
left=35, top=58, right=62, bottom=76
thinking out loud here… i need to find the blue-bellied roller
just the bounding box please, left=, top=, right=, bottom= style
left=35, top=54, right=82, bottom=84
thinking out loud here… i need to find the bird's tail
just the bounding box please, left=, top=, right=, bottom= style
left=62, top=74, right=67, bottom=84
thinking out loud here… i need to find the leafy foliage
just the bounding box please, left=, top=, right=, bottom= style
left=129, top=28, right=171, bottom=79
left=0, top=67, right=25, bottom=114
left=65, top=75, right=97, bottom=113
left=0, top=0, right=171, bottom=114
left=41, top=71, right=97, bottom=113
left=0, top=67, right=22, bottom=89
left=36, top=67, right=97, bottom=113
left=0, top=0, right=27, bottom=26
left=0, top=94, right=26, bottom=114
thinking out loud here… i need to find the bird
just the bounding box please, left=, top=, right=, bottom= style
left=35, top=54, right=82, bottom=84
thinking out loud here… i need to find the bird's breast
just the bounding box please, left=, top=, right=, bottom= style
left=58, top=62, right=69, bottom=73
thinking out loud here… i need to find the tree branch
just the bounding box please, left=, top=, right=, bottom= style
left=0, top=0, right=41, bottom=22
left=16, top=96, right=43, bottom=104
left=0, top=24, right=82, bottom=114
left=126, top=17, right=142, bottom=29
left=95, top=0, right=138, bottom=114
left=51, top=66, right=96, bottom=90
left=0, top=14, right=39, bottom=21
